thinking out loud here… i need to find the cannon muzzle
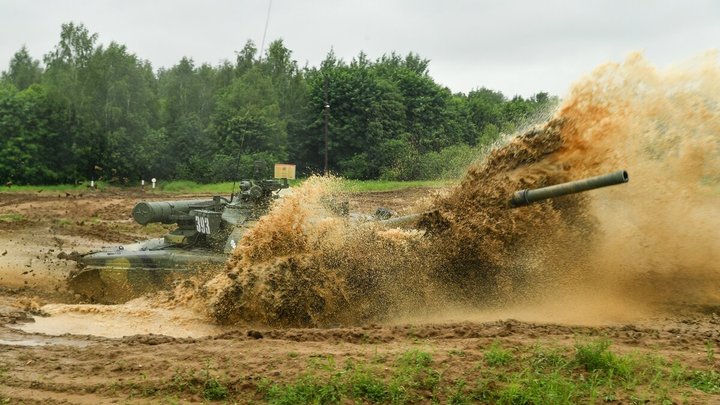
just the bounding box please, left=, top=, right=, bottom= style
left=510, top=170, right=629, bottom=207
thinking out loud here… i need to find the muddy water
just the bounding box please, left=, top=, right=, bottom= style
left=13, top=298, right=224, bottom=338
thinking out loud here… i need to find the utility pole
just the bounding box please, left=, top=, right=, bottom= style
left=323, top=75, right=329, bottom=176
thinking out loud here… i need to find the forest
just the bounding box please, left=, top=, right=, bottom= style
left=0, top=23, right=556, bottom=185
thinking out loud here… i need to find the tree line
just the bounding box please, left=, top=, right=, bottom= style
left=0, top=23, right=557, bottom=185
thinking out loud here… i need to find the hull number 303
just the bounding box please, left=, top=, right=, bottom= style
left=195, top=216, right=211, bottom=234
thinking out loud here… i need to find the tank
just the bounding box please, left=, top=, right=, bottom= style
left=70, top=169, right=628, bottom=303
left=69, top=177, right=288, bottom=303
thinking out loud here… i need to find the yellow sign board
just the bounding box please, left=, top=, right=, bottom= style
left=274, top=163, right=296, bottom=180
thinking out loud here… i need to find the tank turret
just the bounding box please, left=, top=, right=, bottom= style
left=70, top=177, right=288, bottom=303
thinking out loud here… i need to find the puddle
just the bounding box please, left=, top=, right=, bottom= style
left=13, top=301, right=225, bottom=339
left=0, top=327, right=92, bottom=347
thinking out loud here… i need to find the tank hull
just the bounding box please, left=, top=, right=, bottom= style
left=71, top=239, right=227, bottom=303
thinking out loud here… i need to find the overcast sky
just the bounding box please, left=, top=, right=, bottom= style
left=1, top=0, right=718, bottom=97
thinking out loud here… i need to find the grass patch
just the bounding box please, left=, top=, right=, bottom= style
left=1, top=178, right=446, bottom=196
left=260, top=349, right=440, bottom=404
left=484, top=341, right=514, bottom=367
left=202, top=377, right=228, bottom=401
left=0, top=213, right=24, bottom=222
left=254, top=340, right=718, bottom=404
left=574, top=338, right=634, bottom=377
left=262, top=375, right=342, bottom=405
left=687, top=369, right=720, bottom=393
left=340, top=179, right=452, bottom=193
left=158, top=180, right=235, bottom=194
left=0, top=183, right=108, bottom=193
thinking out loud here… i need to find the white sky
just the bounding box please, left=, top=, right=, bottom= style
left=1, top=0, right=718, bottom=98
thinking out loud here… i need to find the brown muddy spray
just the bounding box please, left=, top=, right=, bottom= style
left=199, top=53, right=720, bottom=327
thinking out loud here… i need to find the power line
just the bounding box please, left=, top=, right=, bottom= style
left=259, top=0, right=272, bottom=60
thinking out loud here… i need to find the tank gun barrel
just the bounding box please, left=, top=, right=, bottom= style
left=132, top=199, right=216, bottom=225
left=510, top=169, right=629, bottom=208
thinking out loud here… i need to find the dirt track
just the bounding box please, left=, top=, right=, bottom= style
left=1, top=188, right=719, bottom=403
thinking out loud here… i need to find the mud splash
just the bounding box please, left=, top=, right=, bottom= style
left=184, top=53, right=720, bottom=328
left=197, top=177, right=437, bottom=327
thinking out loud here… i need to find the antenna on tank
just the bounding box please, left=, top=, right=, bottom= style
left=230, top=133, right=246, bottom=202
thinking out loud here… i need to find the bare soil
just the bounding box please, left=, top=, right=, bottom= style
left=0, top=188, right=718, bottom=404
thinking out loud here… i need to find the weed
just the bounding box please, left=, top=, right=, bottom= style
left=203, top=377, right=229, bottom=401
left=397, top=349, right=433, bottom=369
left=200, top=362, right=229, bottom=401
left=484, top=341, right=513, bottom=367
left=574, top=338, right=633, bottom=377
left=530, top=345, right=568, bottom=371
left=308, top=354, right=336, bottom=371
left=706, top=341, right=715, bottom=364
left=342, top=179, right=451, bottom=193
left=0, top=213, right=24, bottom=222
left=349, top=370, right=389, bottom=402
left=469, top=379, right=494, bottom=402
left=394, top=349, right=440, bottom=393
left=171, top=367, right=197, bottom=394
left=447, top=379, right=470, bottom=405
left=253, top=342, right=720, bottom=404
left=687, top=369, right=720, bottom=393
left=264, top=375, right=341, bottom=405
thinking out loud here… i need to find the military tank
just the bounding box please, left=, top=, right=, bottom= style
left=69, top=177, right=288, bottom=302
left=70, top=169, right=628, bottom=303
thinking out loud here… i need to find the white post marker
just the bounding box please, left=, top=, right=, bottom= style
left=151, top=178, right=156, bottom=189
left=90, top=180, right=95, bottom=188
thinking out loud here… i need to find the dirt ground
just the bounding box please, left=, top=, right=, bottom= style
left=0, top=188, right=719, bottom=404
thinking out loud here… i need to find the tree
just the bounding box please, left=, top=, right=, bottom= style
left=84, top=42, right=160, bottom=181
left=42, top=22, right=101, bottom=179
left=1, top=46, right=42, bottom=90
left=0, top=84, right=77, bottom=184
left=0, top=22, right=559, bottom=184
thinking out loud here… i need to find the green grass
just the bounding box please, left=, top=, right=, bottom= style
left=340, top=179, right=452, bottom=193
left=261, top=349, right=440, bottom=404
left=0, top=213, right=24, bottom=222
left=256, top=340, right=715, bottom=404
left=1, top=178, right=448, bottom=195
left=0, top=183, right=107, bottom=193
left=202, top=377, right=229, bottom=401
left=484, top=340, right=514, bottom=367
left=573, top=338, right=634, bottom=377
left=687, top=370, right=720, bottom=393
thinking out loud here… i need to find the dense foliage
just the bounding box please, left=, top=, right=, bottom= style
left=0, top=23, right=556, bottom=185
